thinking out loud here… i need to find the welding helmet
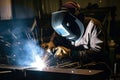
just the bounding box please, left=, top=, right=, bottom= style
left=51, top=10, right=84, bottom=46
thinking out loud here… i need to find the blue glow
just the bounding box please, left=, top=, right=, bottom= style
left=30, top=54, right=46, bottom=70
left=55, top=25, right=69, bottom=36
left=0, top=19, right=48, bottom=69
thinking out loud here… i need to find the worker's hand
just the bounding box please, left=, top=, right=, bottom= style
left=41, top=41, right=55, bottom=50
left=53, top=46, right=71, bottom=59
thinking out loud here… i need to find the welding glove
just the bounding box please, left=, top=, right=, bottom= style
left=53, top=46, right=71, bottom=59
left=41, top=41, right=55, bottom=50
left=41, top=41, right=56, bottom=63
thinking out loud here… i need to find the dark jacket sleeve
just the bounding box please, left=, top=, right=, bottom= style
left=71, top=18, right=110, bottom=65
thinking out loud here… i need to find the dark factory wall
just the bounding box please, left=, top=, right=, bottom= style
left=0, top=0, right=120, bottom=44
left=10, top=0, right=120, bottom=41
left=0, top=0, right=120, bottom=20
left=12, top=0, right=36, bottom=19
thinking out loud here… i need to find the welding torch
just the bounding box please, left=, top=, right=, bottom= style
left=42, top=44, right=71, bottom=66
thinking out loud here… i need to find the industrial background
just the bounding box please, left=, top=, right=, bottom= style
left=0, top=0, right=120, bottom=80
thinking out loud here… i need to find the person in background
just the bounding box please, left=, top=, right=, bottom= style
left=42, top=1, right=111, bottom=79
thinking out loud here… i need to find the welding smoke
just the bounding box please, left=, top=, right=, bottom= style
left=12, top=39, right=45, bottom=66
left=0, top=19, right=47, bottom=67
left=10, top=25, right=44, bottom=66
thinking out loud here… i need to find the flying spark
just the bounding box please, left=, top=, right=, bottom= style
left=0, top=23, right=52, bottom=69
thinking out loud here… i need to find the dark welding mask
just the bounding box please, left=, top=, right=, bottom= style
left=51, top=10, right=84, bottom=46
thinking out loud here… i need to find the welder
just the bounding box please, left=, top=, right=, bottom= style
left=41, top=1, right=111, bottom=79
